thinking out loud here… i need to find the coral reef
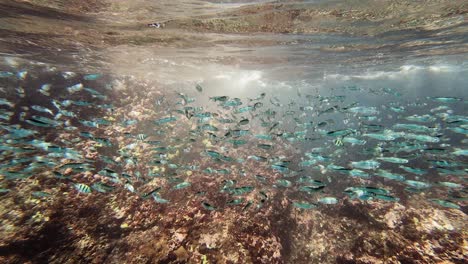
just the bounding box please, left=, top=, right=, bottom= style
left=1, top=181, right=466, bottom=263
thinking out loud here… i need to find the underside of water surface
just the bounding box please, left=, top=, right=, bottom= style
left=0, top=0, right=467, bottom=263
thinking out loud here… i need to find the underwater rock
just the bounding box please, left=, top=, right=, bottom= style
left=286, top=197, right=467, bottom=263
left=174, top=246, right=189, bottom=261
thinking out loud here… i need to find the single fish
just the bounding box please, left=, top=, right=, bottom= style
left=362, top=187, right=391, bottom=195
left=152, top=193, right=169, bottom=203
left=271, top=164, right=289, bottom=173
left=67, top=83, right=84, bottom=94
left=0, top=110, right=13, bottom=121
left=173, top=182, right=191, bottom=190
left=39, top=84, right=51, bottom=96
left=83, top=74, right=101, bottom=80
left=228, top=129, right=250, bottom=137
left=248, top=155, right=268, bottom=162
left=0, top=98, right=14, bottom=108
left=155, top=116, right=177, bottom=125
left=249, top=92, right=266, bottom=101
left=218, top=118, right=235, bottom=123
left=26, top=118, right=56, bottom=128
left=429, top=97, right=462, bottom=103
left=124, top=183, right=135, bottom=193
left=374, top=194, right=400, bottom=202
left=31, top=105, right=54, bottom=115
left=195, top=84, right=203, bottom=92
left=255, top=134, right=273, bottom=140
left=299, top=185, right=325, bottom=194
left=364, top=131, right=401, bottom=141
left=327, top=129, right=352, bottom=137
left=227, top=198, right=245, bottom=205
left=0, top=71, right=14, bottom=78
left=2, top=126, right=38, bottom=139
left=377, top=157, right=409, bottom=164
left=349, top=169, right=370, bottom=178
left=342, top=137, right=366, bottom=145
left=222, top=99, right=242, bottom=107
left=404, top=180, right=431, bottom=189
left=257, top=144, right=273, bottom=150
left=430, top=105, right=450, bottom=112
left=229, top=186, right=254, bottom=195
left=229, top=139, right=248, bottom=146
left=32, top=191, right=51, bottom=197
left=80, top=120, right=99, bottom=128
left=202, top=201, right=216, bottom=210
left=74, top=100, right=92, bottom=106
left=74, top=183, right=91, bottom=194
left=122, top=119, right=138, bottom=126
left=376, top=169, right=406, bottom=181
left=398, top=165, right=426, bottom=175
left=347, top=106, right=379, bottom=115
left=429, top=199, right=460, bottom=209
left=275, top=179, right=292, bottom=188
left=405, top=133, right=440, bottom=143
left=293, top=202, right=317, bottom=209
left=405, top=114, right=436, bottom=123
left=389, top=106, right=405, bottom=113
left=62, top=71, right=76, bottom=79
left=200, top=124, right=218, bottom=131
left=350, top=160, right=380, bottom=170
left=253, top=102, right=263, bottom=109
left=393, top=123, right=437, bottom=133
left=318, top=197, right=338, bottom=205
left=84, top=88, right=106, bottom=99
left=452, top=148, right=468, bottom=156
left=448, top=127, right=468, bottom=135
left=235, top=106, right=255, bottom=114
left=16, top=87, right=25, bottom=98
left=428, top=159, right=465, bottom=168
left=436, top=182, right=462, bottom=188
left=205, top=150, right=222, bottom=159
left=238, top=119, right=249, bottom=125
left=210, top=96, right=229, bottom=102
left=270, top=98, right=281, bottom=107
left=216, top=168, right=231, bottom=174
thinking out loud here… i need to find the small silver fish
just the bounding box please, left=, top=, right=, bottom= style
left=31, top=105, right=54, bottom=115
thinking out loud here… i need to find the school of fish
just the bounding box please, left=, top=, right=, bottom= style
left=0, top=67, right=466, bottom=211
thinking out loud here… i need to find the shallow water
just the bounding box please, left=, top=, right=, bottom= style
left=0, top=0, right=467, bottom=263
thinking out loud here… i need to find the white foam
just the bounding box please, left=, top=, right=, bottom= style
left=324, top=64, right=464, bottom=81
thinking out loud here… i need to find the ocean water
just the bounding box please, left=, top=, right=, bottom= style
left=0, top=0, right=466, bottom=263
